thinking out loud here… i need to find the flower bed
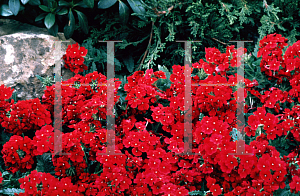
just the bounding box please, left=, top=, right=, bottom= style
left=0, top=33, right=299, bottom=196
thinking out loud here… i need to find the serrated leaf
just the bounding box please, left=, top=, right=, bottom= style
left=1, top=171, right=10, bottom=176
left=20, top=0, right=30, bottom=4
left=39, top=5, right=50, bottom=12
left=0, top=5, right=14, bottom=16
left=156, top=65, right=171, bottom=91
left=98, top=0, right=117, bottom=9
left=91, top=62, right=97, bottom=72
left=277, top=24, right=287, bottom=31
left=189, top=190, right=204, bottom=196
left=158, top=64, right=171, bottom=79
left=9, top=0, right=20, bottom=15
left=36, top=154, right=55, bottom=175
left=279, top=190, right=290, bottom=196
left=123, top=55, right=134, bottom=72
left=44, top=13, right=55, bottom=29
left=64, top=10, right=75, bottom=39
left=199, top=113, right=204, bottom=121
left=75, top=10, right=88, bottom=34
left=0, top=188, right=25, bottom=195
left=117, top=90, right=127, bottom=104
left=127, top=0, right=146, bottom=21
left=28, top=0, right=40, bottom=5
left=230, top=128, right=243, bottom=142
left=1, top=131, right=12, bottom=145
left=36, top=75, right=45, bottom=82
left=35, top=13, right=47, bottom=21
left=119, top=1, right=129, bottom=24
left=83, top=0, right=94, bottom=8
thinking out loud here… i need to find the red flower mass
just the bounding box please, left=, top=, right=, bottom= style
left=0, top=34, right=299, bottom=195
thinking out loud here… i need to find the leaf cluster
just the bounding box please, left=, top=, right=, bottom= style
left=2, top=0, right=300, bottom=79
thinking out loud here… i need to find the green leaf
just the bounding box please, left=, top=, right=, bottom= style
left=189, top=190, right=204, bottom=196
left=119, top=1, right=129, bottom=24
left=39, top=5, right=50, bottom=12
left=20, top=0, right=30, bottom=4
left=64, top=9, right=75, bottom=39
left=56, top=7, right=68, bottom=15
left=35, top=75, right=44, bottom=82
left=115, top=74, right=127, bottom=85
left=230, top=128, right=243, bottom=142
left=127, top=0, right=146, bottom=21
left=36, top=154, right=55, bottom=175
left=35, top=13, right=47, bottom=21
left=9, top=0, right=20, bottom=16
left=91, top=62, right=97, bottom=72
left=156, top=64, right=171, bottom=91
left=199, top=113, right=204, bottom=121
left=98, top=0, right=117, bottom=9
left=75, top=10, right=88, bottom=34
left=0, top=5, right=14, bottom=16
left=58, top=0, right=70, bottom=7
left=117, top=89, right=127, bottom=105
left=123, top=55, right=134, bottom=72
left=74, top=1, right=89, bottom=8
left=83, top=0, right=94, bottom=8
left=28, top=0, right=40, bottom=5
left=115, top=58, right=122, bottom=71
left=48, top=23, right=58, bottom=36
left=1, top=171, right=10, bottom=176
left=158, top=64, right=171, bottom=80
left=50, top=1, right=56, bottom=8
left=0, top=188, right=25, bottom=195
left=1, top=131, right=12, bottom=145
left=44, top=13, right=55, bottom=29
left=279, top=190, right=290, bottom=196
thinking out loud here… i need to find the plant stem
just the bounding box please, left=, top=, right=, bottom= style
left=244, top=68, right=255, bottom=79
left=81, top=144, right=90, bottom=172
left=137, top=21, right=154, bottom=71
left=95, top=168, right=103, bottom=174
left=284, top=130, right=290, bottom=140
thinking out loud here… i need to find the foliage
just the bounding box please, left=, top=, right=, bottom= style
left=155, top=64, right=171, bottom=91
left=36, top=74, right=55, bottom=87
left=1, top=0, right=300, bottom=79
left=0, top=188, right=25, bottom=195
left=35, top=154, right=56, bottom=175
left=189, top=190, right=205, bottom=196
left=0, top=170, right=28, bottom=193
left=80, top=38, right=122, bottom=76
left=230, top=128, right=243, bottom=142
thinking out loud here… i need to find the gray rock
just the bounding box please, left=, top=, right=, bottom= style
left=0, top=19, right=76, bottom=101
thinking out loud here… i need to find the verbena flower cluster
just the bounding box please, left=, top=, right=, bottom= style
left=0, top=34, right=299, bottom=195
left=63, top=43, right=88, bottom=74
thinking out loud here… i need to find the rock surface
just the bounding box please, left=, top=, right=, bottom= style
left=0, top=19, right=76, bottom=101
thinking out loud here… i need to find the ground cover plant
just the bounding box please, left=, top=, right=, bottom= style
left=0, top=33, right=300, bottom=195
